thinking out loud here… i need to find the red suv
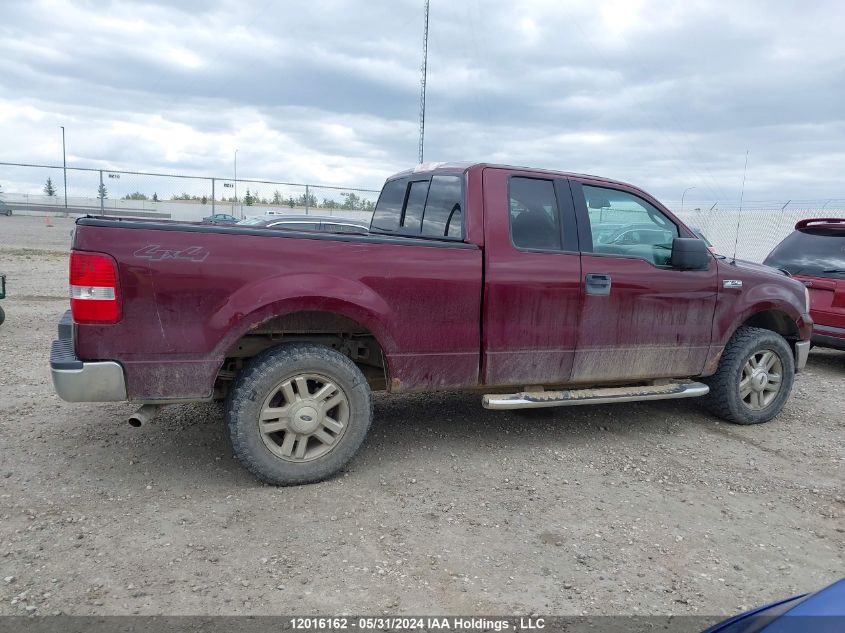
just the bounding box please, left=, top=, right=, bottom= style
left=765, top=218, right=845, bottom=350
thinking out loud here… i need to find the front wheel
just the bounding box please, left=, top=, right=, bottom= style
left=702, top=326, right=795, bottom=424
left=226, top=343, right=373, bottom=485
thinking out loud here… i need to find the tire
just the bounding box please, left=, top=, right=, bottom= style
left=0, top=305, right=4, bottom=326
left=226, top=342, right=373, bottom=485
left=702, top=326, right=795, bottom=424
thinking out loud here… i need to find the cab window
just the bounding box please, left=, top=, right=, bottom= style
left=401, top=180, right=429, bottom=233
left=370, top=179, right=406, bottom=232
left=581, top=185, right=678, bottom=266
left=422, top=175, right=463, bottom=238
left=509, top=177, right=562, bottom=251
left=371, top=174, right=464, bottom=239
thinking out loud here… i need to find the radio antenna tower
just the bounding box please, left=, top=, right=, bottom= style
left=418, top=0, right=430, bottom=164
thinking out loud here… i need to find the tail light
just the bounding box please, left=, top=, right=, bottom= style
left=70, top=251, right=121, bottom=323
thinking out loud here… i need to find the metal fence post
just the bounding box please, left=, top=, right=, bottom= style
left=61, top=127, right=69, bottom=217
left=776, top=200, right=790, bottom=234
left=99, top=169, right=104, bottom=215
left=211, top=178, right=215, bottom=214
left=305, top=184, right=310, bottom=215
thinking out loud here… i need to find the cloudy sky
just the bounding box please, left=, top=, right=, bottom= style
left=1, top=0, right=844, bottom=204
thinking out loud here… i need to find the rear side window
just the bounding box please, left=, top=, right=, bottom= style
left=370, top=179, right=406, bottom=232
left=422, top=175, right=463, bottom=238
left=371, top=174, right=464, bottom=239
left=401, top=180, right=429, bottom=232
left=509, top=177, right=562, bottom=250
left=764, top=229, right=845, bottom=278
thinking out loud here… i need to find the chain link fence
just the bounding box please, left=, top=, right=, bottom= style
left=2, top=161, right=843, bottom=262
left=670, top=201, right=845, bottom=263
left=0, top=162, right=380, bottom=224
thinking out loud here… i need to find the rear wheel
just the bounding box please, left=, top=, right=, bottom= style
left=226, top=343, right=373, bottom=485
left=702, top=326, right=795, bottom=424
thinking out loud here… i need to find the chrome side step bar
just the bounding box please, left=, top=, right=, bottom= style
left=482, top=381, right=709, bottom=410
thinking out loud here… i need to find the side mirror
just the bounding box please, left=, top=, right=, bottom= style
left=670, top=237, right=710, bottom=270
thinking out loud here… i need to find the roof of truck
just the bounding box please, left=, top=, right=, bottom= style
left=385, top=162, right=643, bottom=191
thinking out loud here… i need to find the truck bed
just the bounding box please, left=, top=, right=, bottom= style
left=71, top=217, right=483, bottom=400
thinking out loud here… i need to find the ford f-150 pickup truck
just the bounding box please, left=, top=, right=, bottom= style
left=50, top=162, right=812, bottom=485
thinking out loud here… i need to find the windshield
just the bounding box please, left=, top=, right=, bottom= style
left=764, top=228, right=845, bottom=278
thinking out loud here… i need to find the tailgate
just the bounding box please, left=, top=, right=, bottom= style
left=798, top=275, right=845, bottom=329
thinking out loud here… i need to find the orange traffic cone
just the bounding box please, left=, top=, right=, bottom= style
left=45, top=214, right=54, bottom=227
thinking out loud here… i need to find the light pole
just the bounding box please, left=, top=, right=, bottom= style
left=681, top=186, right=696, bottom=212
left=60, top=126, right=68, bottom=212
left=234, top=149, right=238, bottom=217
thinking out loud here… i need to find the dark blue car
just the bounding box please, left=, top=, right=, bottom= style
left=706, top=577, right=845, bottom=633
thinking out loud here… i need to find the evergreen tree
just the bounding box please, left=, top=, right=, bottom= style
left=297, top=192, right=318, bottom=207
left=97, top=183, right=108, bottom=199
left=152, top=192, right=159, bottom=202
left=340, top=192, right=361, bottom=209
left=43, top=177, right=57, bottom=196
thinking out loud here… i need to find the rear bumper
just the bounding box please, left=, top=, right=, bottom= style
left=794, top=340, right=810, bottom=371
left=50, top=311, right=127, bottom=402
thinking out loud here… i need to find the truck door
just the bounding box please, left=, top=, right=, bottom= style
left=481, top=168, right=582, bottom=386
left=569, top=180, right=718, bottom=382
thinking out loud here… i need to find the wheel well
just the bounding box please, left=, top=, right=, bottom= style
left=742, top=310, right=799, bottom=340
left=214, top=311, right=387, bottom=398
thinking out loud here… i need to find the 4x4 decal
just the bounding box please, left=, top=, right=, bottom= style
left=134, top=244, right=209, bottom=262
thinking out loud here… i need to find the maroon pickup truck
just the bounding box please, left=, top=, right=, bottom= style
left=51, top=162, right=812, bottom=485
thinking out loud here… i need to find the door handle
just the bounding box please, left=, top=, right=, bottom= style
left=585, top=273, right=612, bottom=296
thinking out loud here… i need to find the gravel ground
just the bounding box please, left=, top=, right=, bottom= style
left=0, top=215, right=842, bottom=617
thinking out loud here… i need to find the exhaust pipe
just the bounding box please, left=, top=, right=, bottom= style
left=128, top=404, right=161, bottom=427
